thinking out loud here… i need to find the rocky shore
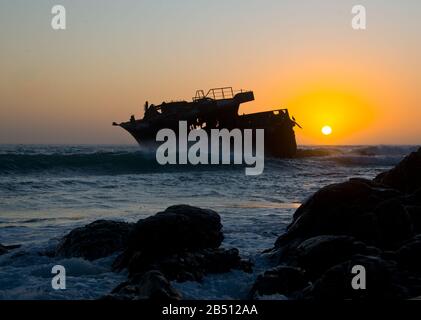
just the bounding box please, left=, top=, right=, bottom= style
left=54, top=205, right=252, bottom=300
left=252, top=146, right=421, bottom=299
left=52, top=147, right=421, bottom=300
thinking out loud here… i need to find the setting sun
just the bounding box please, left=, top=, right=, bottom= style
left=322, top=125, right=332, bottom=136
left=282, top=84, right=378, bottom=144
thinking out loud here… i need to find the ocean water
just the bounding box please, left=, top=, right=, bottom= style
left=0, top=144, right=418, bottom=300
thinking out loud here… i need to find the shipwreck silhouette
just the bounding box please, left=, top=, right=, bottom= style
left=113, top=87, right=300, bottom=157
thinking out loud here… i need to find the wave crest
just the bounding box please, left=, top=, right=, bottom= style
left=0, top=152, right=161, bottom=175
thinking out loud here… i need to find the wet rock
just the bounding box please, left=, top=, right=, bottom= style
left=374, top=147, right=421, bottom=194
left=104, top=270, right=182, bottom=300
left=373, top=199, right=414, bottom=249
left=108, top=205, right=251, bottom=300
left=56, top=220, right=133, bottom=261
left=257, top=149, right=421, bottom=299
left=405, top=188, right=421, bottom=206
left=94, top=205, right=253, bottom=300
left=118, top=247, right=251, bottom=281
left=280, top=236, right=376, bottom=280
left=275, top=179, right=403, bottom=250
left=406, top=205, right=421, bottom=234
left=250, top=266, right=308, bottom=298
left=114, top=205, right=224, bottom=271
left=396, top=235, right=421, bottom=272
left=257, top=235, right=384, bottom=298
left=131, top=205, right=223, bottom=252
left=302, top=255, right=409, bottom=300
left=0, top=243, right=21, bottom=256
left=403, top=189, right=421, bottom=233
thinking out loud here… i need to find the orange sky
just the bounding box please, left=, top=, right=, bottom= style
left=0, top=0, right=420, bottom=145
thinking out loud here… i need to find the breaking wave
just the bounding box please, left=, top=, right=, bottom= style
left=0, top=152, right=162, bottom=175
left=297, top=145, right=418, bottom=167
left=0, top=151, right=244, bottom=175
left=0, top=145, right=418, bottom=175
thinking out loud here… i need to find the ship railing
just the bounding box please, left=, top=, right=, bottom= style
left=193, top=87, right=249, bottom=101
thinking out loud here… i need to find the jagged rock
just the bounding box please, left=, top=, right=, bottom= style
left=108, top=205, right=251, bottom=299
left=279, top=236, right=378, bottom=280
left=405, top=188, right=421, bottom=206
left=275, top=178, right=405, bottom=250
left=301, top=255, right=409, bottom=300
left=104, top=270, right=182, bottom=300
left=56, top=220, right=133, bottom=261
left=250, top=266, right=308, bottom=298
left=255, top=148, right=421, bottom=300
left=373, top=199, right=414, bottom=249
left=396, top=235, right=421, bottom=272
left=408, top=208, right=421, bottom=235
left=114, top=205, right=224, bottom=271
left=374, top=147, right=421, bottom=194
left=119, top=247, right=252, bottom=281
left=132, top=205, right=223, bottom=252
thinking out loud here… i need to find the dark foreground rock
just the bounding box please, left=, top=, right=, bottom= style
left=55, top=220, right=134, bottom=261
left=396, top=235, right=421, bottom=272
left=252, top=147, right=421, bottom=300
left=56, top=205, right=251, bottom=300
left=0, top=244, right=8, bottom=256
left=103, top=270, right=182, bottom=300
left=116, top=247, right=251, bottom=282
left=106, top=205, right=251, bottom=299
left=275, top=178, right=411, bottom=251
left=374, top=147, right=421, bottom=193
left=301, top=255, right=411, bottom=300
left=118, top=204, right=224, bottom=264
left=0, top=243, right=21, bottom=256
left=113, top=205, right=251, bottom=285
left=276, top=235, right=381, bottom=280
left=250, top=265, right=308, bottom=298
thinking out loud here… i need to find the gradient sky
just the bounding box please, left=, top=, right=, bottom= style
left=0, top=0, right=420, bottom=145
